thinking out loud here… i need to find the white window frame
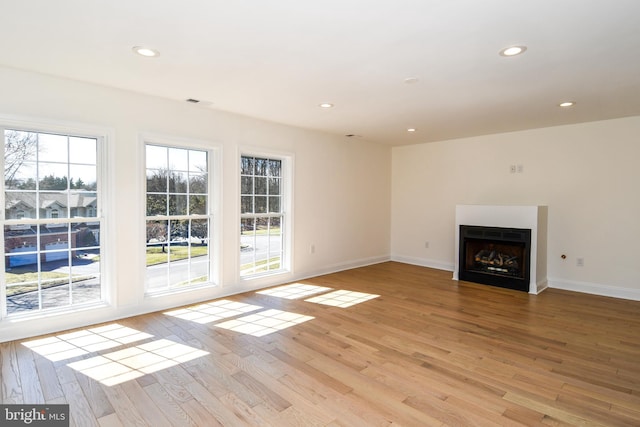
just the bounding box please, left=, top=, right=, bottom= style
left=239, top=149, right=293, bottom=281
left=142, top=133, right=220, bottom=296
left=0, top=116, right=112, bottom=319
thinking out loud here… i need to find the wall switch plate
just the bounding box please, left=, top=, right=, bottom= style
left=510, top=165, right=516, bottom=173
left=576, top=257, right=584, bottom=267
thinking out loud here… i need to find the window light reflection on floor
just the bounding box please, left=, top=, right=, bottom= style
left=214, top=309, right=314, bottom=337
left=21, top=324, right=154, bottom=362
left=67, top=338, right=209, bottom=386
left=304, top=290, right=380, bottom=308
left=257, top=282, right=333, bottom=299
left=163, top=299, right=262, bottom=324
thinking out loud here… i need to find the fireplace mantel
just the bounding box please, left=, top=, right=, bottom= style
left=454, top=205, right=548, bottom=294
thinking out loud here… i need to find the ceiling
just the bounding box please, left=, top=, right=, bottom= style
left=2, top=1, right=640, bottom=146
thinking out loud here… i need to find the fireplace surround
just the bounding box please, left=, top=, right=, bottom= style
left=454, top=205, right=548, bottom=294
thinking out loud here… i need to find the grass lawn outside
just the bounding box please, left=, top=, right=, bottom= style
left=146, top=245, right=208, bottom=266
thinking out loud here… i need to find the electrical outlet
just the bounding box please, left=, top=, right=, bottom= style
left=517, top=164, right=524, bottom=173
left=576, top=257, right=584, bottom=267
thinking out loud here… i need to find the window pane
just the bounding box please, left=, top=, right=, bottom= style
left=268, top=159, right=281, bottom=177
left=5, top=192, right=36, bottom=219
left=240, top=156, right=254, bottom=175
left=69, top=165, right=97, bottom=190
left=255, top=177, right=267, bottom=195
left=41, top=192, right=70, bottom=218
left=255, top=158, right=268, bottom=176
left=169, top=172, right=188, bottom=193
left=241, top=196, right=253, bottom=214
left=69, top=137, right=97, bottom=164
left=71, top=249, right=101, bottom=305
left=189, top=195, right=207, bottom=215
left=146, top=145, right=167, bottom=169
left=169, top=194, right=188, bottom=215
left=71, top=192, right=97, bottom=218
left=189, top=150, right=207, bottom=172
left=169, top=147, right=189, bottom=171
left=255, top=196, right=267, bottom=213
left=38, top=163, right=68, bottom=190
left=74, top=222, right=100, bottom=248
left=241, top=218, right=255, bottom=235
left=39, top=133, right=68, bottom=163
left=5, top=161, right=36, bottom=190
left=5, top=261, right=40, bottom=314
left=4, top=223, right=38, bottom=258
left=147, top=169, right=168, bottom=192
left=189, top=173, right=207, bottom=193
left=268, top=177, right=280, bottom=195
left=147, top=220, right=168, bottom=247
left=146, top=194, right=167, bottom=216
left=268, top=196, right=281, bottom=213
left=191, top=219, right=209, bottom=244
left=169, top=219, right=189, bottom=243
left=241, top=176, right=253, bottom=194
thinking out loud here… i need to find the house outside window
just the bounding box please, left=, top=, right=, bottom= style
left=240, top=154, right=290, bottom=277
left=145, top=143, right=212, bottom=293
left=2, top=128, right=103, bottom=317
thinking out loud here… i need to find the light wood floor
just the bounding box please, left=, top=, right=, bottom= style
left=2, top=262, right=640, bottom=426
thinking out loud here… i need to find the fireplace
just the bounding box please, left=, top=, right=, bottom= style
left=458, top=225, right=531, bottom=292
left=454, top=205, right=547, bottom=294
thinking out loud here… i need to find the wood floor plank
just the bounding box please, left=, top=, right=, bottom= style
left=2, top=262, right=640, bottom=426
left=60, top=380, right=99, bottom=427
left=142, top=382, right=195, bottom=426
left=15, top=342, right=44, bottom=403
left=34, top=354, right=65, bottom=401
left=119, top=379, right=172, bottom=427
left=1, top=342, right=24, bottom=404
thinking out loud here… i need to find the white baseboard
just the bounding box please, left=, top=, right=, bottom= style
left=548, top=277, right=640, bottom=301
left=390, top=255, right=454, bottom=272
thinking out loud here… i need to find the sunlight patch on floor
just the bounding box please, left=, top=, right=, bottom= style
left=257, top=283, right=332, bottom=299
left=67, top=338, right=209, bottom=386
left=214, top=309, right=314, bottom=337
left=304, top=290, right=380, bottom=308
left=22, top=324, right=153, bottom=362
left=163, top=299, right=262, bottom=324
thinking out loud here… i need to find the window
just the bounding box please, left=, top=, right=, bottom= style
left=240, top=155, right=288, bottom=277
left=2, top=129, right=103, bottom=316
left=145, top=143, right=212, bottom=293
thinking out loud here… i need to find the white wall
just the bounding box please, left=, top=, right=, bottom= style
left=391, top=116, right=640, bottom=300
left=0, top=67, right=391, bottom=341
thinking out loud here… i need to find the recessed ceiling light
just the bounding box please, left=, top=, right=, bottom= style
left=132, top=46, right=160, bottom=57
left=319, top=103, right=334, bottom=108
left=559, top=101, right=576, bottom=107
left=499, top=45, right=527, bottom=57
left=407, top=128, right=416, bottom=132
left=404, top=77, right=419, bottom=84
